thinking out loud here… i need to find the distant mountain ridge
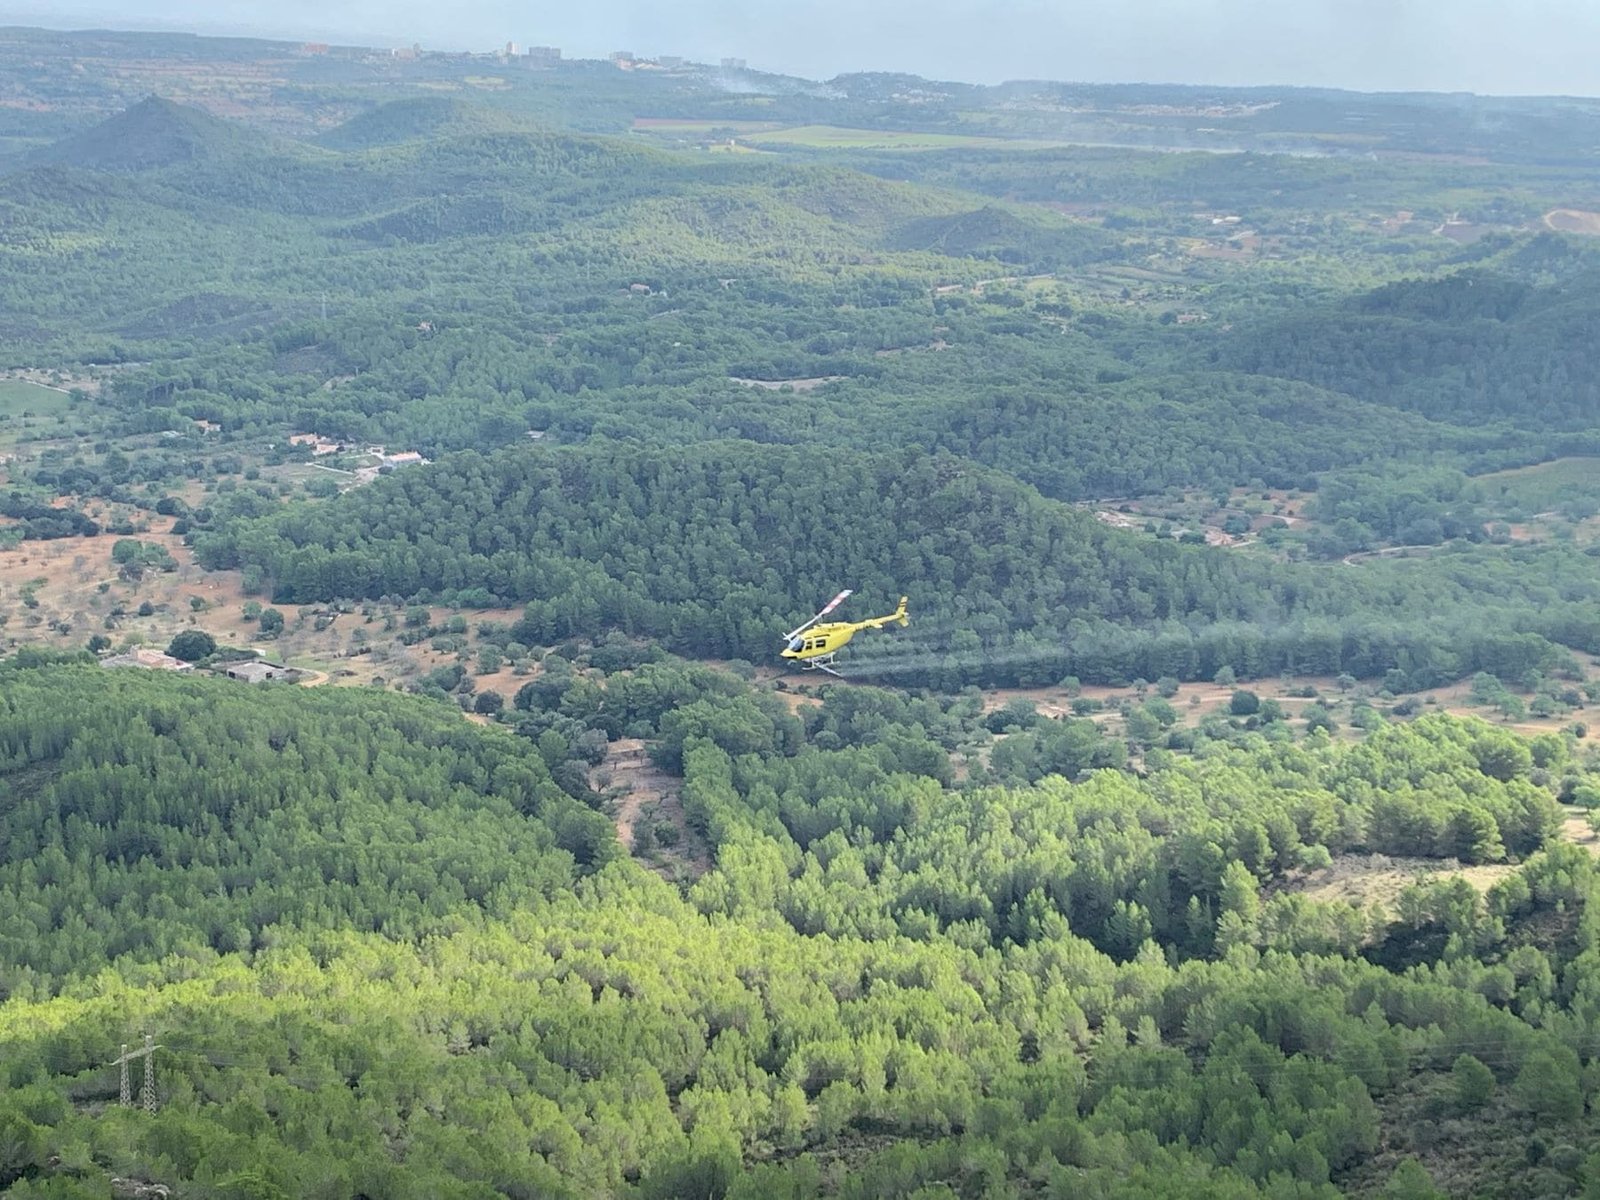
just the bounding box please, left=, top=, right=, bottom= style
left=11, top=93, right=1014, bottom=262
left=314, top=96, right=547, bottom=151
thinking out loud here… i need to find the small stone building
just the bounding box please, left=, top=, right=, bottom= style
left=225, top=661, right=293, bottom=684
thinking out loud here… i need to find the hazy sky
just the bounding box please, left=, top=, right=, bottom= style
left=8, top=0, right=1600, bottom=96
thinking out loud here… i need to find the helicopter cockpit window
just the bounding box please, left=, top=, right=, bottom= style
left=788, top=637, right=804, bottom=652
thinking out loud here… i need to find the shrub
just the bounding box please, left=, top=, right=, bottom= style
left=167, top=630, right=217, bottom=662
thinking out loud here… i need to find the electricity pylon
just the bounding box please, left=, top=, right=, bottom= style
left=110, top=1034, right=160, bottom=1113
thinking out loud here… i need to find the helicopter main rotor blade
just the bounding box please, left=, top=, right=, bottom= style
left=782, top=588, right=853, bottom=641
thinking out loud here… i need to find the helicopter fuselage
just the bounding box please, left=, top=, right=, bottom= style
left=781, top=597, right=908, bottom=666
left=781, top=621, right=860, bottom=662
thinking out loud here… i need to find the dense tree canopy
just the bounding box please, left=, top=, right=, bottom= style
left=0, top=659, right=1594, bottom=1198
left=0, top=659, right=614, bottom=996
left=198, top=440, right=1600, bottom=689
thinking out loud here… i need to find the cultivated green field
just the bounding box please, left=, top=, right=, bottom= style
left=743, top=123, right=1073, bottom=150
left=1471, top=456, right=1600, bottom=510
left=1474, top=455, right=1600, bottom=487
left=0, top=378, right=71, bottom=416
left=630, top=118, right=786, bottom=134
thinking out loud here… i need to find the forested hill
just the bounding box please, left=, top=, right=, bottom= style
left=0, top=659, right=1595, bottom=1198
left=311, top=95, right=547, bottom=151
left=196, top=441, right=1600, bottom=688
left=0, top=97, right=1116, bottom=358
left=0, top=657, right=615, bottom=993
left=1213, top=266, right=1600, bottom=429
left=25, top=96, right=292, bottom=172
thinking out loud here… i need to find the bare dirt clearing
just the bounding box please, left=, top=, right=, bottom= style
left=1426, top=675, right=1585, bottom=740
left=980, top=676, right=1340, bottom=728
left=0, top=368, right=101, bottom=397
left=601, top=737, right=710, bottom=877
left=770, top=684, right=824, bottom=715
left=1341, top=545, right=1438, bottom=566
left=1188, top=233, right=1260, bottom=261
left=1277, top=854, right=1518, bottom=909
left=728, top=375, right=845, bottom=391
left=1544, top=208, right=1600, bottom=235
left=1561, top=810, right=1600, bottom=857
left=0, top=515, right=256, bottom=654
left=603, top=738, right=676, bottom=848
left=0, top=518, right=538, bottom=696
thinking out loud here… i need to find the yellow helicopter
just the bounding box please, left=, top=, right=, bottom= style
left=781, top=590, right=908, bottom=677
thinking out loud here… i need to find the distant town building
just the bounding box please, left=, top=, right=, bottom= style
left=525, top=46, right=561, bottom=66
left=610, top=50, right=636, bottom=67
left=656, top=55, right=686, bottom=69
left=720, top=57, right=747, bottom=71
left=390, top=44, right=420, bottom=61
left=298, top=43, right=330, bottom=55
left=503, top=41, right=520, bottom=57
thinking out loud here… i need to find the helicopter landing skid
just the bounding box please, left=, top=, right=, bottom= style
left=802, top=657, right=845, bottom=679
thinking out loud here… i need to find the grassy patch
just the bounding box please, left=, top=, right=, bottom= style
left=1470, top=457, right=1600, bottom=519
left=1473, top=455, right=1600, bottom=491
left=0, top=379, right=72, bottom=417
left=1544, top=208, right=1600, bottom=235
left=1279, top=853, right=1517, bottom=910
left=744, top=125, right=1071, bottom=151
left=631, top=118, right=785, bottom=134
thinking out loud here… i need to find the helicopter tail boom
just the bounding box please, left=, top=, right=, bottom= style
left=854, top=596, right=909, bottom=631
